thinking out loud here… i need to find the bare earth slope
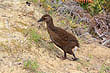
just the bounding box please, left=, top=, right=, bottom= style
left=0, top=0, right=110, bottom=73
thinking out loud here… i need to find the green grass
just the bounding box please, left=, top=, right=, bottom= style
left=23, top=60, right=45, bottom=73
left=79, top=0, right=105, bottom=16
left=99, top=64, right=110, bottom=73
left=24, top=60, right=39, bottom=71
left=29, top=29, right=41, bottom=43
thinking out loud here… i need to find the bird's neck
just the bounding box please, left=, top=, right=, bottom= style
left=46, top=19, right=55, bottom=29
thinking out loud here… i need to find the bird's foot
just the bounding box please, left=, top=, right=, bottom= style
left=72, top=58, right=79, bottom=61
left=60, top=56, right=66, bottom=60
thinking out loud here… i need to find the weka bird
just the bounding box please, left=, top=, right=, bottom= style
left=38, top=14, right=79, bottom=61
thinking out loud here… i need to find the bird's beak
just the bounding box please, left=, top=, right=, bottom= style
left=37, top=18, right=43, bottom=22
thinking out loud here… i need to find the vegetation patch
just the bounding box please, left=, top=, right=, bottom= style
left=99, top=64, right=110, bottom=73
left=24, top=60, right=39, bottom=71
left=29, top=29, right=41, bottom=43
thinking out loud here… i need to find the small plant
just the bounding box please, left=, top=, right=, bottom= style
left=99, top=63, right=110, bottom=73
left=24, top=60, right=39, bottom=71
left=79, top=0, right=105, bottom=16
left=30, top=29, right=41, bottom=43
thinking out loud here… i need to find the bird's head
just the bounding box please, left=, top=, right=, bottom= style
left=37, top=14, right=52, bottom=23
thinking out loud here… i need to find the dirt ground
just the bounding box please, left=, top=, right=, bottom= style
left=0, top=0, right=110, bottom=73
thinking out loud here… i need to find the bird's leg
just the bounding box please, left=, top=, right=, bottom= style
left=61, top=51, right=67, bottom=60
left=72, top=53, right=78, bottom=61
left=64, top=51, right=67, bottom=59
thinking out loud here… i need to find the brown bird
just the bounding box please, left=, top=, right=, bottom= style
left=38, top=14, right=79, bottom=61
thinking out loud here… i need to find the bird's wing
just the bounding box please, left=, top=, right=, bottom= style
left=49, top=28, right=66, bottom=48
left=48, top=27, right=79, bottom=48
left=54, top=27, right=77, bottom=42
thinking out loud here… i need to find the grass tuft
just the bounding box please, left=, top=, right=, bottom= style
left=24, top=60, right=39, bottom=71
left=29, top=29, right=41, bottom=43
left=99, top=64, right=110, bottom=73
